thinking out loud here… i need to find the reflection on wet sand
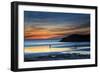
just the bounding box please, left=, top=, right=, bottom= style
left=25, top=46, right=72, bottom=53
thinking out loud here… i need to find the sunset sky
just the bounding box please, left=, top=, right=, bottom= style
left=24, top=11, right=90, bottom=40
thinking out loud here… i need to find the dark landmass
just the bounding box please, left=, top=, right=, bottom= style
left=60, top=34, right=90, bottom=42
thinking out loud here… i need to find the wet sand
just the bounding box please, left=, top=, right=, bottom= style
left=24, top=46, right=72, bottom=53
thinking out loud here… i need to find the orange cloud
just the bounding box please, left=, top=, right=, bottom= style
left=24, top=26, right=90, bottom=39
left=25, top=35, right=63, bottom=39
left=24, top=27, right=64, bottom=39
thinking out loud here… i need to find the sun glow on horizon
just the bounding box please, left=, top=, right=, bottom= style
left=24, top=26, right=90, bottom=40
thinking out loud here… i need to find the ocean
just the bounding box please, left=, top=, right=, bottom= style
left=24, top=39, right=90, bottom=61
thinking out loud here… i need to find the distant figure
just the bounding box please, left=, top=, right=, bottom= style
left=49, top=44, right=52, bottom=48
left=74, top=43, right=77, bottom=49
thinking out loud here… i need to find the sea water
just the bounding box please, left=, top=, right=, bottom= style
left=24, top=39, right=90, bottom=61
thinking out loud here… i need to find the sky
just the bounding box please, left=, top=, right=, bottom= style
left=24, top=11, right=90, bottom=40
